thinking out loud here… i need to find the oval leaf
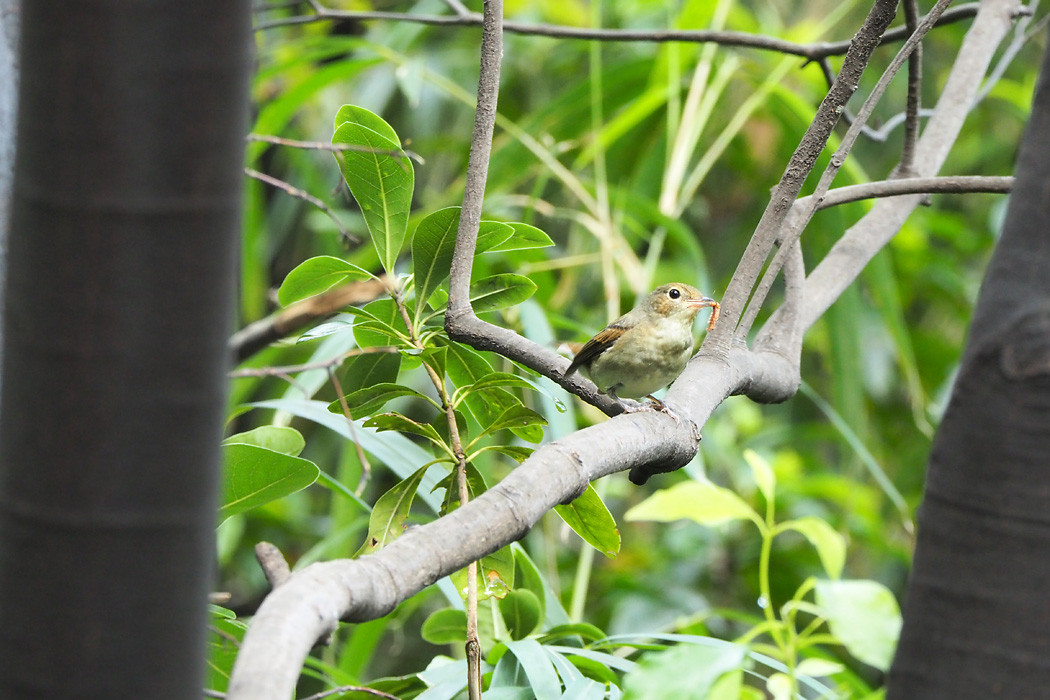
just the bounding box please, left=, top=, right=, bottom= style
left=481, top=404, right=548, bottom=444
left=482, top=222, right=555, bottom=252
left=743, top=449, right=776, bottom=504
left=223, top=425, right=304, bottom=457
left=328, top=382, right=430, bottom=418
left=421, top=608, right=467, bottom=645
left=554, top=484, right=620, bottom=557
left=363, top=412, right=448, bottom=452
left=357, top=466, right=429, bottom=555
left=334, top=104, right=401, bottom=144
left=500, top=589, right=542, bottom=640
left=277, top=255, right=372, bottom=306
left=469, top=274, right=538, bottom=314
left=219, top=444, right=319, bottom=523
left=624, top=480, right=759, bottom=526
left=411, top=207, right=461, bottom=318
left=778, top=517, right=846, bottom=580
left=333, top=115, right=414, bottom=274
left=815, top=579, right=902, bottom=671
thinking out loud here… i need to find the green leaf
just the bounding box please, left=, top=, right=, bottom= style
left=435, top=461, right=488, bottom=516
left=539, top=623, right=606, bottom=644
left=277, top=255, right=372, bottom=306
left=341, top=351, right=401, bottom=393
left=421, top=609, right=467, bottom=645
left=334, top=104, right=402, bottom=144
left=624, top=480, right=760, bottom=527
left=353, top=299, right=407, bottom=348
left=442, top=339, right=519, bottom=424
left=411, top=207, right=460, bottom=319
left=451, top=544, right=515, bottom=601
left=297, top=319, right=355, bottom=343
left=709, top=669, right=744, bottom=700
left=219, top=444, right=319, bottom=523
left=743, top=449, right=775, bottom=504
left=475, top=220, right=517, bottom=254
left=623, top=643, right=746, bottom=700
left=419, top=345, right=448, bottom=379
left=469, top=274, right=538, bottom=314
left=554, top=484, right=620, bottom=557
left=480, top=405, right=548, bottom=444
left=500, top=589, right=543, bottom=640
left=502, top=639, right=562, bottom=700
left=357, top=466, right=428, bottom=555
left=223, top=425, right=305, bottom=457
left=777, top=517, right=846, bottom=580
left=455, top=371, right=536, bottom=408
left=482, top=222, right=555, bottom=252
left=328, top=382, right=430, bottom=418
left=332, top=112, right=414, bottom=274
left=815, top=580, right=902, bottom=671
left=471, top=445, right=535, bottom=463
left=795, top=658, right=845, bottom=678
left=364, top=412, right=450, bottom=453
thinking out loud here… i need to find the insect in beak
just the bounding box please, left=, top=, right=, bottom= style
left=686, top=296, right=720, bottom=331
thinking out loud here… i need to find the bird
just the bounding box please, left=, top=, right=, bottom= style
left=564, top=283, right=719, bottom=417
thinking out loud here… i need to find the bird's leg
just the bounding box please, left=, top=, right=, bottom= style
left=606, top=387, right=649, bottom=413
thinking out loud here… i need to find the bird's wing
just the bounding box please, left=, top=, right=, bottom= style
left=565, top=323, right=627, bottom=376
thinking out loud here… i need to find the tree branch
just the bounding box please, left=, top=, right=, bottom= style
left=226, top=345, right=789, bottom=700
left=784, top=0, right=1023, bottom=335
left=227, top=277, right=389, bottom=363
left=706, top=0, right=900, bottom=352
left=254, top=2, right=984, bottom=61
left=736, top=0, right=955, bottom=340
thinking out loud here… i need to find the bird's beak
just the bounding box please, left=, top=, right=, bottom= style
left=687, top=296, right=718, bottom=307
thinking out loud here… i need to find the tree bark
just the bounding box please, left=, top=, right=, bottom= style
left=887, top=33, right=1050, bottom=700
left=0, top=1, right=251, bottom=697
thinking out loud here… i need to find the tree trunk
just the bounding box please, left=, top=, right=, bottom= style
left=0, top=1, right=251, bottom=697
left=887, top=35, right=1050, bottom=700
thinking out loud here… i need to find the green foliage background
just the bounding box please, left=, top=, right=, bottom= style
left=213, top=0, right=1040, bottom=697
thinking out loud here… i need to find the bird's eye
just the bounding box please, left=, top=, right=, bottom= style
left=668, top=288, right=681, bottom=299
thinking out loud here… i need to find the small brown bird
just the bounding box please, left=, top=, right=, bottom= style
left=565, top=283, right=719, bottom=415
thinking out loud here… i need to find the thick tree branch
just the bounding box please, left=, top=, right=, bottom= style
left=226, top=345, right=790, bottom=700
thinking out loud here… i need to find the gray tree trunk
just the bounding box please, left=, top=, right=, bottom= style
left=887, top=35, right=1050, bottom=700
left=0, top=1, right=251, bottom=697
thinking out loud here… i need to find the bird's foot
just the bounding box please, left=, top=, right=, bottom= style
left=644, top=395, right=682, bottom=426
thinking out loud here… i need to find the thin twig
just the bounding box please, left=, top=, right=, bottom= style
left=247, top=133, right=425, bottom=163
left=229, top=346, right=399, bottom=378
left=805, top=175, right=1014, bottom=210
left=736, top=0, right=956, bottom=341
left=327, top=366, right=374, bottom=497
left=228, top=277, right=390, bottom=363
left=244, top=167, right=359, bottom=245
left=255, top=542, right=292, bottom=588
left=254, top=1, right=983, bottom=61
left=299, top=685, right=400, bottom=700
